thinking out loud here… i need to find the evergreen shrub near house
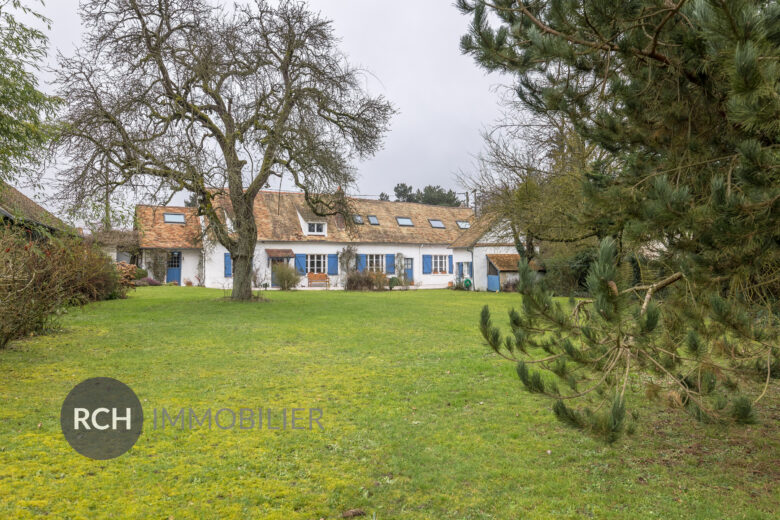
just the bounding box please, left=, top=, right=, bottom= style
left=133, top=267, right=148, bottom=280
left=272, top=263, right=301, bottom=291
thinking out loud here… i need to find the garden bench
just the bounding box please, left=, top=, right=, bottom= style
left=307, top=272, right=330, bottom=288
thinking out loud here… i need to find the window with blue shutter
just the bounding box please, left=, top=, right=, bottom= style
left=448, top=255, right=453, bottom=274
left=224, top=253, right=232, bottom=277
left=327, top=254, right=339, bottom=275
left=385, top=254, right=395, bottom=274
left=422, top=255, right=432, bottom=274
left=468, top=262, right=473, bottom=277
left=294, top=254, right=307, bottom=274
left=356, top=254, right=367, bottom=272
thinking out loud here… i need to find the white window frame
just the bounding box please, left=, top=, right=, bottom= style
left=163, top=213, right=186, bottom=224
left=307, top=222, right=326, bottom=235
left=456, top=220, right=470, bottom=229
left=306, top=254, right=326, bottom=273
left=429, top=219, right=445, bottom=228
left=366, top=254, right=385, bottom=273
left=396, top=217, right=413, bottom=227
left=367, top=215, right=379, bottom=225
left=432, top=255, right=447, bottom=274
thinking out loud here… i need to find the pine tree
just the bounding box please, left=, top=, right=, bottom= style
left=461, top=0, right=779, bottom=440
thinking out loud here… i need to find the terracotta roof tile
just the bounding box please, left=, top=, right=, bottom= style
left=487, top=254, right=545, bottom=272
left=135, top=206, right=202, bottom=248
left=265, top=248, right=294, bottom=258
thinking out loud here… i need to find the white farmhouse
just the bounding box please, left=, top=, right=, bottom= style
left=134, top=191, right=538, bottom=291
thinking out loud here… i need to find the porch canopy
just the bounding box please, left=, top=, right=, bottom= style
left=265, top=248, right=295, bottom=259
left=486, top=254, right=546, bottom=273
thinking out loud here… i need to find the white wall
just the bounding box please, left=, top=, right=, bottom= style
left=202, top=240, right=462, bottom=289
left=470, top=245, right=518, bottom=291
left=139, top=248, right=201, bottom=285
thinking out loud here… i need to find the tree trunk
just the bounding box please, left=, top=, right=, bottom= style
left=229, top=189, right=258, bottom=301
left=231, top=250, right=254, bottom=301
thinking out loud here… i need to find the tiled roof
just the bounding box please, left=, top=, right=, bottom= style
left=135, top=206, right=202, bottom=248
left=86, top=229, right=139, bottom=248
left=213, top=191, right=475, bottom=245
left=0, top=181, right=68, bottom=231
left=487, top=254, right=545, bottom=272
left=449, top=215, right=513, bottom=248
left=265, top=248, right=294, bottom=258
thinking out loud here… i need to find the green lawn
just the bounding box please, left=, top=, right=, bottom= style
left=0, top=288, right=777, bottom=519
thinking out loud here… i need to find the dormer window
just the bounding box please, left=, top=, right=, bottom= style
left=368, top=215, right=379, bottom=225
left=396, top=217, right=413, bottom=227
left=163, top=213, right=185, bottom=224
left=307, top=222, right=325, bottom=235
left=456, top=220, right=470, bottom=229
left=429, top=219, right=445, bottom=228
left=353, top=215, right=364, bottom=224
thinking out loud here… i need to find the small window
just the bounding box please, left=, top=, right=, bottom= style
left=353, top=215, right=364, bottom=225
left=432, top=255, right=448, bottom=274
left=456, top=221, right=470, bottom=229
left=164, top=213, right=185, bottom=224
left=367, top=215, right=379, bottom=225
left=396, top=217, right=413, bottom=227
left=307, top=222, right=325, bottom=235
left=366, top=254, right=385, bottom=272
left=167, top=251, right=181, bottom=268
left=429, top=219, right=445, bottom=229
left=306, top=254, right=326, bottom=273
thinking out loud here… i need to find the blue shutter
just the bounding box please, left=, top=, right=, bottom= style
left=468, top=262, right=473, bottom=277
left=448, top=255, right=454, bottom=274
left=327, top=254, right=338, bottom=275
left=422, top=255, right=432, bottom=274
left=295, top=254, right=307, bottom=274
left=386, top=254, right=395, bottom=274
left=356, top=254, right=367, bottom=272
left=224, top=253, right=232, bottom=277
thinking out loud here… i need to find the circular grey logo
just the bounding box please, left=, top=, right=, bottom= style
left=60, top=377, right=143, bottom=460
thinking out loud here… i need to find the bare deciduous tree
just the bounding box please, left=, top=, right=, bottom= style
left=54, top=0, right=394, bottom=299
left=459, top=92, right=612, bottom=260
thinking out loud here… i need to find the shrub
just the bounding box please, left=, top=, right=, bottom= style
left=114, top=261, right=137, bottom=299
left=388, top=276, right=400, bottom=289
left=346, top=270, right=387, bottom=291
left=542, top=248, right=597, bottom=297
left=67, top=244, right=119, bottom=302
left=0, top=226, right=122, bottom=348
left=133, top=267, right=148, bottom=279
left=136, top=277, right=161, bottom=287
left=272, top=263, right=301, bottom=290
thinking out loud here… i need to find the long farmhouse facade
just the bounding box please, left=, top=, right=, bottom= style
left=135, top=191, right=523, bottom=291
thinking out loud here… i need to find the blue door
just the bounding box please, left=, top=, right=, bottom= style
left=487, top=275, right=500, bottom=292
left=166, top=251, right=182, bottom=285
left=404, top=258, right=414, bottom=282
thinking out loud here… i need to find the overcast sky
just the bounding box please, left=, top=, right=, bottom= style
left=23, top=0, right=504, bottom=211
